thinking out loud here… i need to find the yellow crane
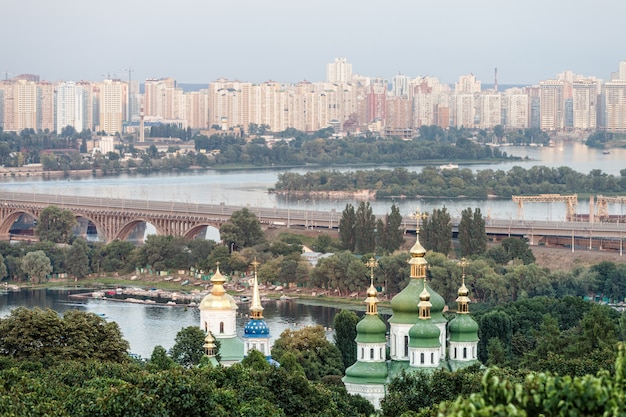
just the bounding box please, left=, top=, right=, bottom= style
left=595, top=195, right=626, bottom=222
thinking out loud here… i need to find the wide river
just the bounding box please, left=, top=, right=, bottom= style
left=1, top=140, right=626, bottom=221
left=0, top=287, right=382, bottom=359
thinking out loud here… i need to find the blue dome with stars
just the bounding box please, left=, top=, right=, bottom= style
left=244, top=318, right=270, bottom=337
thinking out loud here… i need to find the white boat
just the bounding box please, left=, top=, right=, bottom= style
left=439, top=163, right=459, bottom=170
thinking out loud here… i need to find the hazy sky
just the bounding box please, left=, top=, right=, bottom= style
left=3, top=0, right=624, bottom=86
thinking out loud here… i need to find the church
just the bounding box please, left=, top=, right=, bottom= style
left=199, top=259, right=273, bottom=366
left=342, top=228, right=480, bottom=409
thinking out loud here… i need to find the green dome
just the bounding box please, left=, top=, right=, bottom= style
left=448, top=314, right=479, bottom=342
left=344, top=361, right=388, bottom=383
left=355, top=315, right=387, bottom=344
left=408, top=320, right=441, bottom=348
left=390, top=279, right=446, bottom=324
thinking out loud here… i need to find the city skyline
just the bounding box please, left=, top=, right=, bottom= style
left=3, top=0, right=625, bottom=85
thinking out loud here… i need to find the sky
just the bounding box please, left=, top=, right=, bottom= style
left=2, top=0, right=625, bottom=86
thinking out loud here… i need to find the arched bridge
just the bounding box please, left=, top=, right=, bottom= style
left=0, top=191, right=238, bottom=243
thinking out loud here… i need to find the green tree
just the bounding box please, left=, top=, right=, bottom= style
left=271, top=325, right=344, bottom=381
left=458, top=207, right=487, bottom=257
left=36, top=206, right=77, bottom=243
left=21, top=250, right=53, bottom=283
left=422, top=207, right=452, bottom=255
left=338, top=203, right=356, bottom=251
left=478, top=310, right=513, bottom=364
left=219, top=208, right=265, bottom=250
left=378, top=203, right=404, bottom=253
left=65, top=238, right=91, bottom=279
left=148, top=345, right=178, bottom=371
left=169, top=326, right=206, bottom=368
left=355, top=201, right=376, bottom=254
left=333, top=309, right=359, bottom=369
left=0, top=253, right=7, bottom=281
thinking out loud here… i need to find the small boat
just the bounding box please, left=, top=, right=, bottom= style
left=603, top=150, right=611, bottom=155
left=439, top=163, right=459, bottom=170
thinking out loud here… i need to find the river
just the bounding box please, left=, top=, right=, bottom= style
left=0, top=287, right=375, bottom=359
left=1, top=141, right=624, bottom=222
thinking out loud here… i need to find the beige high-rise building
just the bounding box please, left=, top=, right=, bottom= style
left=327, top=58, right=353, bottom=83
left=185, top=89, right=209, bottom=129
left=604, top=80, right=626, bottom=132
left=56, top=81, right=85, bottom=133
left=15, top=79, right=38, bottom=132
left=99, top=79, right=125, bottom=135
left=0, top=80, right=16, bottom=131
left=572, top=79, right=598, bottom=130
left=38, top=81, right=55, bottom=133
left=455, top=74, right=481, bottom=93
left=539, top=80, right=565, bottom=131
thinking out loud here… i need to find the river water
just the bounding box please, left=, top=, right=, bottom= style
left=0, top=287, right=372, bottom=359
left=1, top=141, right=624, bottom=222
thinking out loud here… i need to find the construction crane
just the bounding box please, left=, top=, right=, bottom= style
left=595, top=195, right=626, bottom=222
left=512, top=194, right=578, bottom=221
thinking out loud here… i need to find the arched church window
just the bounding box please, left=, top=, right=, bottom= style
left=219, top=321, right=224, bottom=334
left=404, top=335, right=409, bottom=357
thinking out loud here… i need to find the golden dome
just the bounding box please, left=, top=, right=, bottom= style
left=199, top=265, right=238, bottom=311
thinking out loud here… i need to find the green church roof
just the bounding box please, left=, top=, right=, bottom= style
left=344, top=361, right=388, bottom=384
left=408, top=320, right=441, bottom=348
left=448, top=314, right=479, bottom=342
left=355, top=315, right=387, bottom=343
left=389, top=279, right=446, bottom=324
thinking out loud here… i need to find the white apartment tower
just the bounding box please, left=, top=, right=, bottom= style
left=604, top=80, right=626, bottom=132
left=539, top=80, right=565, bottom=131
left=455, top=74, right=481, bottom=93
left=327, top=58, right=353, bottom=83
left=502, top=88, right=529, bottom=129
left=572, top=80, right=598, bottom=130
left=56, top=81, right=85, bottom=133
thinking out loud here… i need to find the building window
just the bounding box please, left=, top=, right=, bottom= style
left=454, top=347, right=457, bottom=359
left=361, top=347, right=364, bottom=359
left=431, top=352, right=434, bottom=364
left=380, top=347, right=383, bottom=359
left=404, top=336, right=409, bottom=357
left=370, top=348, right=374, bottom=359
left=420, top=353, right=424, bottom=364
left=219, top=322, right=224, bottom=334
left=463, top=347, right=467, bottom=359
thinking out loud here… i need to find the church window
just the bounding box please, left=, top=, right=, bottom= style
left=454, top=347, right=457, bottom=359
left=361, top=347, right=364, bottom=359
left=260, top=343, right=265, bottom=353
left=463, top=347, right=467, bottom=359
left=404, top=336, right=409, bottom=357
left=219, top=321, right=224, bottom=334
left=380, top=347, right=383, bottom=359
left=370, top=348, right=374, bottom=359
left=420, top=352, right=424, bottom=364
left=431, top=352, right=434, bottom=364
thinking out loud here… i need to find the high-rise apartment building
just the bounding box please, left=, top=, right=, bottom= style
left=455, top=74, right=481, bottom=93
left=539, top=80, right=565, bottom=131
left=572, top=79, right=598, bottom=130
left=604, top=80, right=626, bottom=132
left=452, top=94, right=476, bottom=128
left=56, top=81, right=85, bottom=133
left=478, top=93, right=501, bottom=128
left=502, top=88, right=529, bottom=129
left=326, top=58, right=352, bottom=83
left=38, top=82, right=55, bottom=133
left=99, top=79, right=125, bottom=135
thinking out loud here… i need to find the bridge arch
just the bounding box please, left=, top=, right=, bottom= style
left=74, top=214, right=105, bottom=242
left=0, top=209, right=38, bottom=237
left=114, top=219, right=164, bottom=242
left=183, top=223, right=222, bottom=241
